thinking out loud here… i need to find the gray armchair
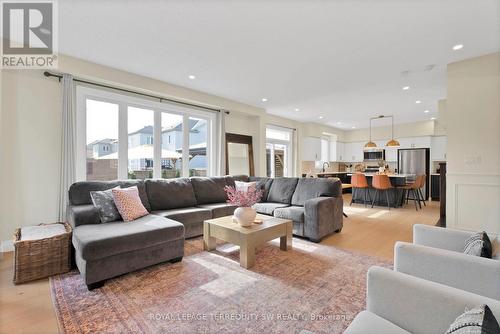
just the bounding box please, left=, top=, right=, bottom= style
left=345, top=266, right=500, bottom=334
left=394, top=224, right=500, bottom=300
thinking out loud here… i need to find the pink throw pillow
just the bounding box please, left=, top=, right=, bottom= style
left=111, top=186, right=148, bottom=222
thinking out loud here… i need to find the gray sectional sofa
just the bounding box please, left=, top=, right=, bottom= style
left=67, top=175, right=343, bottom=289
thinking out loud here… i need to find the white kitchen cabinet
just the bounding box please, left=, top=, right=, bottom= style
left=385, top=147, right=398, bottom=162
left=302, top=137, right=322, bottom=161
left=431, top=136, right=447, bottom=160
left=344, top=142, right=364, bottom=162
left=397, top=136, right=431, bottom=149
left=330, top=141, right=345, bottom=161
left=321, top=138, right=329, bottom=162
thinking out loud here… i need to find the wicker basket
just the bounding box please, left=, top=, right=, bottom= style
left=13, top=222, right=72, bottom=284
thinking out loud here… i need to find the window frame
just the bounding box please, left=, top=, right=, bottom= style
left=265, top=125, right=295, bottom=177
left=76, top=86, right=216, bottom=181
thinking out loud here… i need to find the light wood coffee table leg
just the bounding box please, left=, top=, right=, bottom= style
left=239, top=236, right=255, bottom=269
left=280, top=221, right=293, bottom=251
left=203, top=222, right=216, bottom=251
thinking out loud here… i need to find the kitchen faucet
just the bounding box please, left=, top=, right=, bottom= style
left=322, top=162, right=330, bottom=173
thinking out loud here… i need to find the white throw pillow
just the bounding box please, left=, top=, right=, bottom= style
left=234, top=181, right=256, bottom=193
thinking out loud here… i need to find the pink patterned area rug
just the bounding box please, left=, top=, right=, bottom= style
left=50, top=237, right=391, bottom=334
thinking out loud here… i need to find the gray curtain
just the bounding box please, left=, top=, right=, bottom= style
left=216, top=110, right=226, bottom=176
left=58, top=74, right=76, bottom=221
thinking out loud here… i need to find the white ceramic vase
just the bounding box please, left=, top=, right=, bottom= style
left=233, top=207, right=257, bottom=227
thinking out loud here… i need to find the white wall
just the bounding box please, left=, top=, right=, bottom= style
left=0, top=70, right=62, bottom=244
left=446, top=52, right=500, bottom=234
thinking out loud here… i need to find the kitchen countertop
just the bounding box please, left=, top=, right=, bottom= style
left=315, top=172, right=350, bottom=175
left=347, top=173, right=410, bottom=178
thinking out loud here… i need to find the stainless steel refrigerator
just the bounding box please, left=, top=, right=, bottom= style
left=398, top=148, right=430, bottom=199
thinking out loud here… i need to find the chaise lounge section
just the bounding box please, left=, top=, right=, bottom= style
left=66, top=175, right=343, bottom=289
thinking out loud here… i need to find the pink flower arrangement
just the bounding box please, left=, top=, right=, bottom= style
left=224, top=186, right=262, bottom=208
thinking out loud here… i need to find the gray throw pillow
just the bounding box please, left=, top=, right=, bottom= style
left=445, top=304, right=500, bottom=333
left=90, top=186, right=121, bottom=223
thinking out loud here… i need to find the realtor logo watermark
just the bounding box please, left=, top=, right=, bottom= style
left=1, top=0, right=58, bottom=68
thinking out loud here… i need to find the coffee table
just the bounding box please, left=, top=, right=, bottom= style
left=203, top=214, right=293, bottom=269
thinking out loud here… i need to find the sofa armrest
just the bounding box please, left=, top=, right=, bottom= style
left=366, top=266, right=500, bottom=334
left=394, top=241, right=500, bottom=300
left=67, top=204, right=101, bottom=228
left=413, top=224, right=473, bottom=252
left=304, top=196, right=343, bottom=241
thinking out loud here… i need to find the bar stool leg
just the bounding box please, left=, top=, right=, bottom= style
left=363, top=188, right=368, bottom=207
left=418, top=188, right=427, bottom=206
left=385, top=190, right=391, bottom=210
left=350, top=188, right=355, bottom=206
left=411, top=189, right=418, bottom=211
left=371, top=190, right=379, bottom=208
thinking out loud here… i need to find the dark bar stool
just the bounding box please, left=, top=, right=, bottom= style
left=350, top=173, right=371, bottom=207
left=401, top=175, right=426, bottom=210
left=371, top=174, right=393, bottom=210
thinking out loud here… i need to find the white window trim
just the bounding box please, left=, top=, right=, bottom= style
left=76, top=85, right=216, bottom=181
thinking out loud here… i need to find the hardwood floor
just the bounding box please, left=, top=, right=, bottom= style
left=323, top=194, right=440, bottom=260
left=0, top=195, right=440, bottom=334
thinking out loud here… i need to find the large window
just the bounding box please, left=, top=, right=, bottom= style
left=77, top=87, right=216, bottom=181
left=85, top=99, right=119, bottom=181
left=266, top=126, right=294, bottom=177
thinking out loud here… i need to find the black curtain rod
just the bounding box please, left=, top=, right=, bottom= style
left=43, top=71, right=229, bottom=114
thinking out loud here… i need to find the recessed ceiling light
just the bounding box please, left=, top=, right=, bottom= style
left=403, top=86, right=410, bottom=90
left=415, top=100, right=422, bottom=104
left=188, top=75, right=196, bottom=80
left=424, top=110, right=429, bottom=113
left=261, top=98, right=268, bottom=102
left=351, top=126, right=356, bottom=129
left=294, top=108, right=300, bottom=112
left=318, top=116, right=323, bottom=119
left=452, top=44, right=464, bottom=51
left=431, top=117, right=436, bottom=120
left=337, top=121, right=341, bottom=125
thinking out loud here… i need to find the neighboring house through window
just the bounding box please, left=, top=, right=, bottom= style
left=76, top=86, right=217, bottom=181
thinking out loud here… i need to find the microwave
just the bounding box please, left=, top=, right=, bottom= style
left=363, top=149, right=385, bottom=161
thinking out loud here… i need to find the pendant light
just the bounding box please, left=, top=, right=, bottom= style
left=364, top=115, right=400, bottom=149
left=364, top=117, right=377, bottom=150
left=385, top=115, right=400, bottom=147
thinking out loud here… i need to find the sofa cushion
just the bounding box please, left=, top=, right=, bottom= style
left=68, top=180, right=151, bottom=211
left=190, top=177, right=228, bottom=204
left=72, top=214, right=184, bottom=261
left=273, top=206, right=305, bottom=224
left=267, top=177, right=299, bottom=204
left=152, top=207, right=212, bottom=226
left=344, top=311, right=410, bottom=334
left=291, top=178, right=342, bottom=206
left=249, top=177, right=274, bottom=202
left=145, top=178, right=197, bottom=210
left=252, top=202, right=289, bottom=216
left=196, top=203, right=238, bottom=218
left=67, top=205, right=101, bottom=227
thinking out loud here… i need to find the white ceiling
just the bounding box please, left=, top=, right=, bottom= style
left=59, top=0, right=500, bottom=129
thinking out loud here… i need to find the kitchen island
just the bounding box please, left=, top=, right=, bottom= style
left=347, top=173, right=409, bottom=207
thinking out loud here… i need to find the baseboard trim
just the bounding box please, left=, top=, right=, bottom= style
left=1, top=240, right=14, bottom=252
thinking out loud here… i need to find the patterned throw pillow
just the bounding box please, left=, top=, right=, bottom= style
left=90, top=187, right=121, bottom=223
left=235, top=181, right=256, bottom=193
left=111, top=186, right=149, bottom=222
left=464, top=232, right=493, bottom=258
left=445, top=304, right=500, bottom=334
